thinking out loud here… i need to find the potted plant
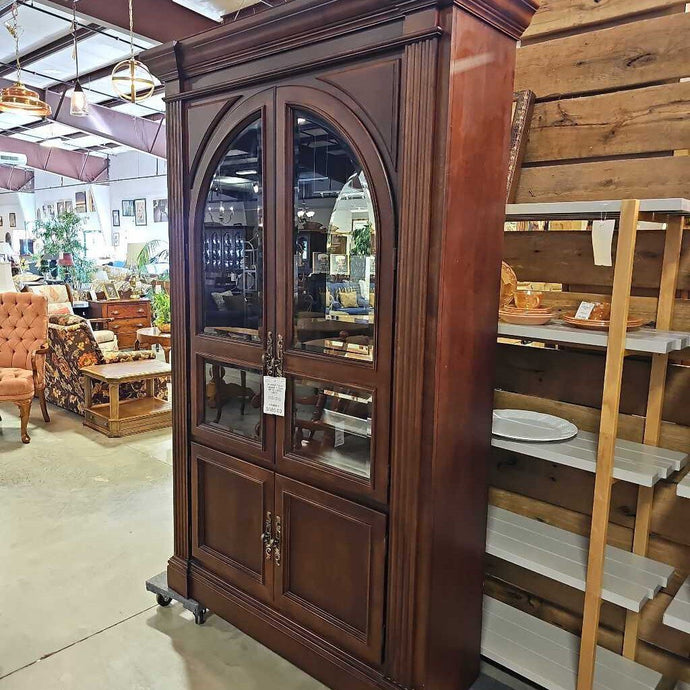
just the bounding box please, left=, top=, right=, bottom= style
left=152, top=290, right=171, bottom=333
left=33, top=212, right=95, bottom=287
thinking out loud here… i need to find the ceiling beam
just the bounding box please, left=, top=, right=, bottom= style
left=0, top=134, right=108, bottom=182
left=39, top=0, right=218, bottom=43
left=44, top=90, right=166, bottom=158
left=0, top=24, right=99, bottom=79
left=0, top=165, right=34, bottom=191
left=0, top=78, right=166, bottom=157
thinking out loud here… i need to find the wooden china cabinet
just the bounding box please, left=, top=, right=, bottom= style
left=142, top=1, right=535, bottom=688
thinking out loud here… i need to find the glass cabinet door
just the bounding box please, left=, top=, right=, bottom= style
left=200, top=116, right=264, bottom=342
left=191, top=97, right=276, bottom=465
left=275, top=89, right=394, bottom=502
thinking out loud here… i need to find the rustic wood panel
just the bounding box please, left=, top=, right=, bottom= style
left=495, top=343, right=690, bottom=426
left=522, top=0, right=687, bottom=40
left=504, top=229, right=690, bottom=290
left=515, top=13, right=690, bottom=98
left=484, top=577, right=690, bottom=681
left=515, top=155, right=690, bottom=203
left=525, top=83, right=690, bottom=163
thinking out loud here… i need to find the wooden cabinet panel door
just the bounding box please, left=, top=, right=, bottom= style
left=273, top=474, right=387, bottom=665
left=191, top=443, right=274, bottom=603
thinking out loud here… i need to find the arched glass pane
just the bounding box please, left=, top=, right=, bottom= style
left=292, top=111, right=376, bottom=362
left=201, top=117, right=263, bottom=341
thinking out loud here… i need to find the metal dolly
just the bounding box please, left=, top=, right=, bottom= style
left=145, top=571, right=208, bottom=625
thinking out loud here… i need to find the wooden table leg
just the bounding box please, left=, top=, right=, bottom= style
left=163, top=346, right=171, bottom=363
left=109, top=382, right=120, bottom=421
left=83, top=375, right=93, bottom=410
left=146, top=376, right=155, bottom=398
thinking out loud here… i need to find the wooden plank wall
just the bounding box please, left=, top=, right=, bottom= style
left=513, top=0, right=690, bottom=202
left=487, top=0, right=690, bottom=682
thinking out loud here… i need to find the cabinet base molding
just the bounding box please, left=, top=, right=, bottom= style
left=188, top=563, right=400, bottom=690
left=167, top=556, right=189, bottom=598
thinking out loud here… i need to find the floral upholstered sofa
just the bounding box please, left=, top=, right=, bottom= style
left=46, top=314, right=168, bottom=415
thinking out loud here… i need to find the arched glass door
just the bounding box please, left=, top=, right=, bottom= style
left=275, top=88, right=394, bottom=503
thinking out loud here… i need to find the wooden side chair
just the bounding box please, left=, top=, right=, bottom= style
left=0, top=292, right=50, bottom=443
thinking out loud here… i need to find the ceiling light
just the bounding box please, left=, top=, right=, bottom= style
left=111, top=0, right=155, bottom=103
left=0, top=3, right=51, bottom=117
left=297, top=117, right=307, bottom=125
left=40, top=138, right=62, bottom=148
left=69, top=1, right=89, bottom=117
left=237, top=169, right=257, bottom=175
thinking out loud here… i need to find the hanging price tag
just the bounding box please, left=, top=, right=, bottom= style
left=592, top=219, right=615, bottom=266
left=263, top=376, right=286, bottom=416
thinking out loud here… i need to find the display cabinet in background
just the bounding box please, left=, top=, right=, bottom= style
left=142, top=1, right=536, bottom=688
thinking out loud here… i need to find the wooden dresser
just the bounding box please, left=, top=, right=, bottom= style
left=88, top=299, right=151, bottom=349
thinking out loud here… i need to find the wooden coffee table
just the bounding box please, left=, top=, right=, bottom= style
left=135, top=326, right=172, bottom=362
left=81, top=360, right=172, bottom=437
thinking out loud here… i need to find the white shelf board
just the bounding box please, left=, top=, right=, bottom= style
left=497, top=322, right=690, bottom=354
left=482, top=596, right=664, bottom=690
left=663, top=577, right=690, bottom=635
left=677, top=473, right=690, bottom=499
left=487, top=507, right=673, bottom=612
left=491, top=428, right=687, bottom=487
left=505, top=198, right=690, bottom=220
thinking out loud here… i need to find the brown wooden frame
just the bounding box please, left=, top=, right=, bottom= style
left=142, top=1, right=536, bottom=688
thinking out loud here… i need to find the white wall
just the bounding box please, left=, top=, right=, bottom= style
left=24, top=151, right=169, bottom=263
left=0, top=191, right=33, bottom=253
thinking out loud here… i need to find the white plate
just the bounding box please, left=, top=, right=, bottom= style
left=492, top=409, right=578, bottom=442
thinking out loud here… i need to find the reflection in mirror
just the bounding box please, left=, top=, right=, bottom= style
left=202, top=117, right=263, bottom=341
left=292, top=111, right=375, bottom=362
left=202, top=358, right=262, bottom=441
left=292, top=378, right=372, bottom=479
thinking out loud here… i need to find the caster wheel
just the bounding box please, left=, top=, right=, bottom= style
left=194, top=609, right=207, bottom=625
left=156, top=593, right=172, bottom=607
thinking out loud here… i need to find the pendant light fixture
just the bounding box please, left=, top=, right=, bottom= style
left=0, top=3, right=52, bottom=117
left=70, top=0, right=88, bottom=117
left=111, top=0, right=155, bottom=104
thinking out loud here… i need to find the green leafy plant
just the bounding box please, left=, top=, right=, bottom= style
left=33, top=212, right=95, bottom=285
left=152, top=290, right=171, bottom=327
left=351, top=221, right=372, bottom=256
left=135, top=239, right=169, bottom=277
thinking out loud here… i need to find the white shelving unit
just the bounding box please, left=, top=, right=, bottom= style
left=486, top=507, right=673, bottom=611
left=497, top=323, right=690, bottom=354
left=505, top=198, right=690, bottom=220
left=663, top=578, right=690, bottom=635
left=677, top=473, right=690, bottom=499
left=481, top=597, right=664, bottom=690
left=491, top=430, right=687, bottom=487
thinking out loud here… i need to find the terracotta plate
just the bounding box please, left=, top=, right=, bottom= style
left=499, top=310, right=555, bottom=325
left=500, top=261, right=517, bottom=307
left=562, top=313, right=647, bottom=331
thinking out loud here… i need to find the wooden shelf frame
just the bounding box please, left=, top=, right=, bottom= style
left=491, top=199, right=689, bottom=690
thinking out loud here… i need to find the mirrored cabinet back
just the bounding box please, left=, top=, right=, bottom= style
left=142, top=1, right=537, bottom=688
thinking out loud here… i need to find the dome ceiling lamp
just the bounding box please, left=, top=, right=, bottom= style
left=70, top=0, right=89, bottom=117
left=0, top=3, right=52, bottom=117
left=111, top=0, right=155, bottom=104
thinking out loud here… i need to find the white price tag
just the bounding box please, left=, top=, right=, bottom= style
left=262, top=376, right=286, bottom=416
left=575, top=301, right=596, bottom=320
left=592, top=219, right=615, bottom=266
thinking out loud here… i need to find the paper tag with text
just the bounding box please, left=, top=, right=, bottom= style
left=263, top=376, right=286, bottom=416
left=592, top=219, right=615, bottom=266
left=575, top=301, right=596, bottom=320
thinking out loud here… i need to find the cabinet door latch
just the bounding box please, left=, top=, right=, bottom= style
left=261, top=511, right=273, bottom=560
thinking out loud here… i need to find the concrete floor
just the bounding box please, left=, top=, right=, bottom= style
left=0, top=401, right=521, bottom=690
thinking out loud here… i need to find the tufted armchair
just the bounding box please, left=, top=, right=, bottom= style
left=0, top=292, right=50, bottom=444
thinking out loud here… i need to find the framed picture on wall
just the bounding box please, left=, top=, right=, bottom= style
left=153, top=199, right=168, bottom=223
left=87, top=189, right=95, bottom=212
left=112, top=232, right=120, bottom=247
left=122, top=200, right=135, bottom=217
left=75, top=191, right=87, bottom=214
left=57, top=201, right=65, bottom=216
left=329, top=254, right=349, bottom=275
left=312, top=252, right=329, bottom=273
left=134, top=198, right=147, bottom=226
left=65, top=200, right=73, bottom=213
left=8, top=212, right=15, bottom=228
left=112, top=210, right=120, bottom=227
